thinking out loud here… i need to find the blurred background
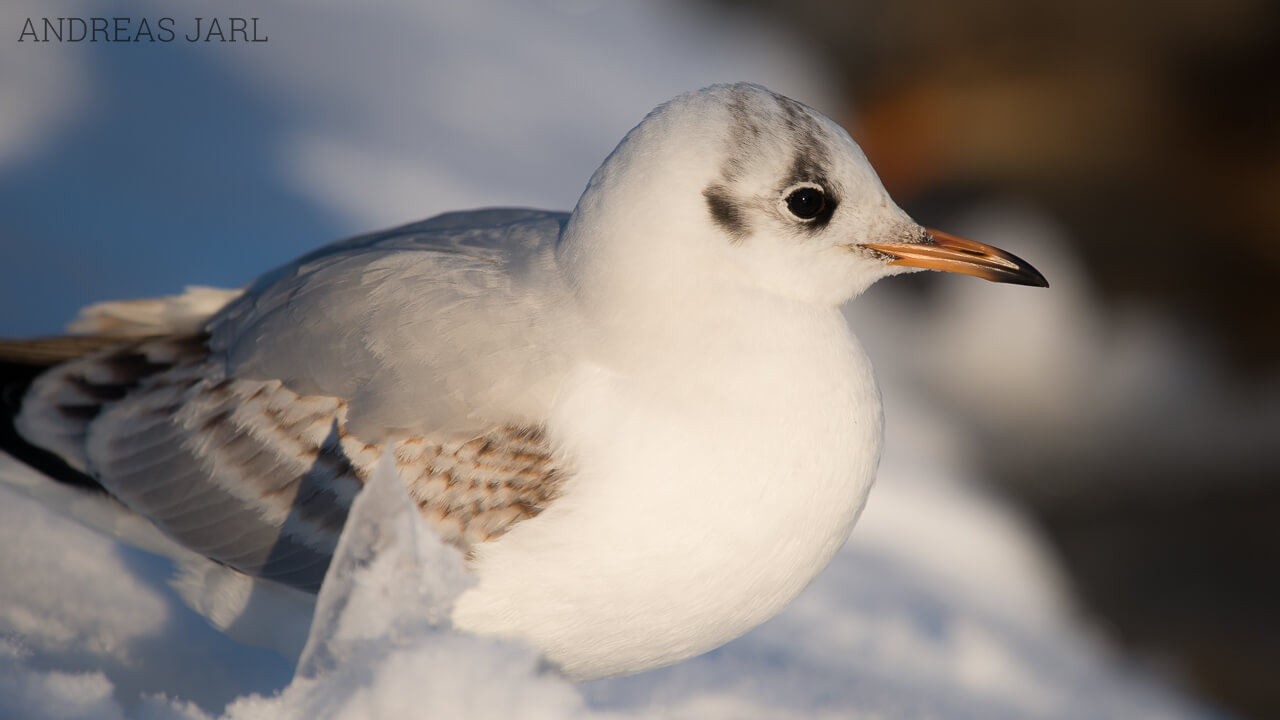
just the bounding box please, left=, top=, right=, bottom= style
left=1, top=1, right=1276, bottom=717
left=771, top=2, right=1280, bottom=717
left=731, top=1, right=1280, bottom=716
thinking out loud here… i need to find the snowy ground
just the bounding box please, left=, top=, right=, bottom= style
left=0, top=1, right=1232, bottom=718
left=0, top=379, right=1221, bottom=720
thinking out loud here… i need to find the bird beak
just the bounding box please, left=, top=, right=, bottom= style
left=859, top=228, right=1049, bottom=288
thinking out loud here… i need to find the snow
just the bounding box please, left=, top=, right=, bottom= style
left=220, top=454, right=588, bottom=720
left=294, top=450, right=477, bottom=681
left=0, top=395, right=1219, bottom=719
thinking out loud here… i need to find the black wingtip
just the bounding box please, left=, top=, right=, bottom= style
left=0, top=357, right=105, bottom=492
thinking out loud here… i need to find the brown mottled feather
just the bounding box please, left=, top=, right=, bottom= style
left=9, top=332, right=565, bottom=593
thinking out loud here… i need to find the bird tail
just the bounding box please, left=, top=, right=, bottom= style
left=0, top=336, right=123, bottom=490
left=0, top=284, right=241, bottom=491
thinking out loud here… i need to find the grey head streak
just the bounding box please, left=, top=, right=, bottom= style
left=702, top=87, right=841, bottom=244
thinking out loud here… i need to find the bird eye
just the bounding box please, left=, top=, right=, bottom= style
left=784, top=186, right=826, bottom=220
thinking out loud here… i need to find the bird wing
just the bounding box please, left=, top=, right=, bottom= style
left=209, top=208, right=576, bottom=439
left=10, top=209, right=574, bottom=592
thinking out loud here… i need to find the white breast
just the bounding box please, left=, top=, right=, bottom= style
left=451, top=301, right=884, bottom=680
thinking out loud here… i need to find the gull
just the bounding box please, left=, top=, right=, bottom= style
left=0, top=83, right=1046, bottom=681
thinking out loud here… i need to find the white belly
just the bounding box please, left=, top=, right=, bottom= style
left=452, top=310, right=883, bottom=680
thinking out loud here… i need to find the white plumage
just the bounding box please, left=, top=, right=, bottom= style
left=3, top=83, right=1046, bottom=681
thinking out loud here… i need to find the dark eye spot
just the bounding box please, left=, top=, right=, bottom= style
left=785, top=186, right=826, bottom=220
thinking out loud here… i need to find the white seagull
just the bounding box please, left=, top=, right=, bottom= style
left=0, top=83, right=1046, bottom=681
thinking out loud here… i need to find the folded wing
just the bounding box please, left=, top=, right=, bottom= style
left=7, top=210, right=575, bottom=591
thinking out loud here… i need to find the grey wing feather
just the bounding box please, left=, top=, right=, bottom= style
left=208, top=208, right=576, bottom=439
left=12, top=210, right=574, bottom=593
left=18, top=338, right=363, bottom=592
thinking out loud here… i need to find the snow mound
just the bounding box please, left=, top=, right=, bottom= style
left=224, top=452, right=587, bottom=720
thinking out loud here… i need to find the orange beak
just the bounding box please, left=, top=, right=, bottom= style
left=859, top=228, right=1049, bottom=288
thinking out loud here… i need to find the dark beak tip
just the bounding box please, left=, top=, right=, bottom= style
left=991, top=247, right=1049, bottom=289
left=1019, top=269, right=1050, bottom=289
left=1012, top=258, right=1050, bottom=289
